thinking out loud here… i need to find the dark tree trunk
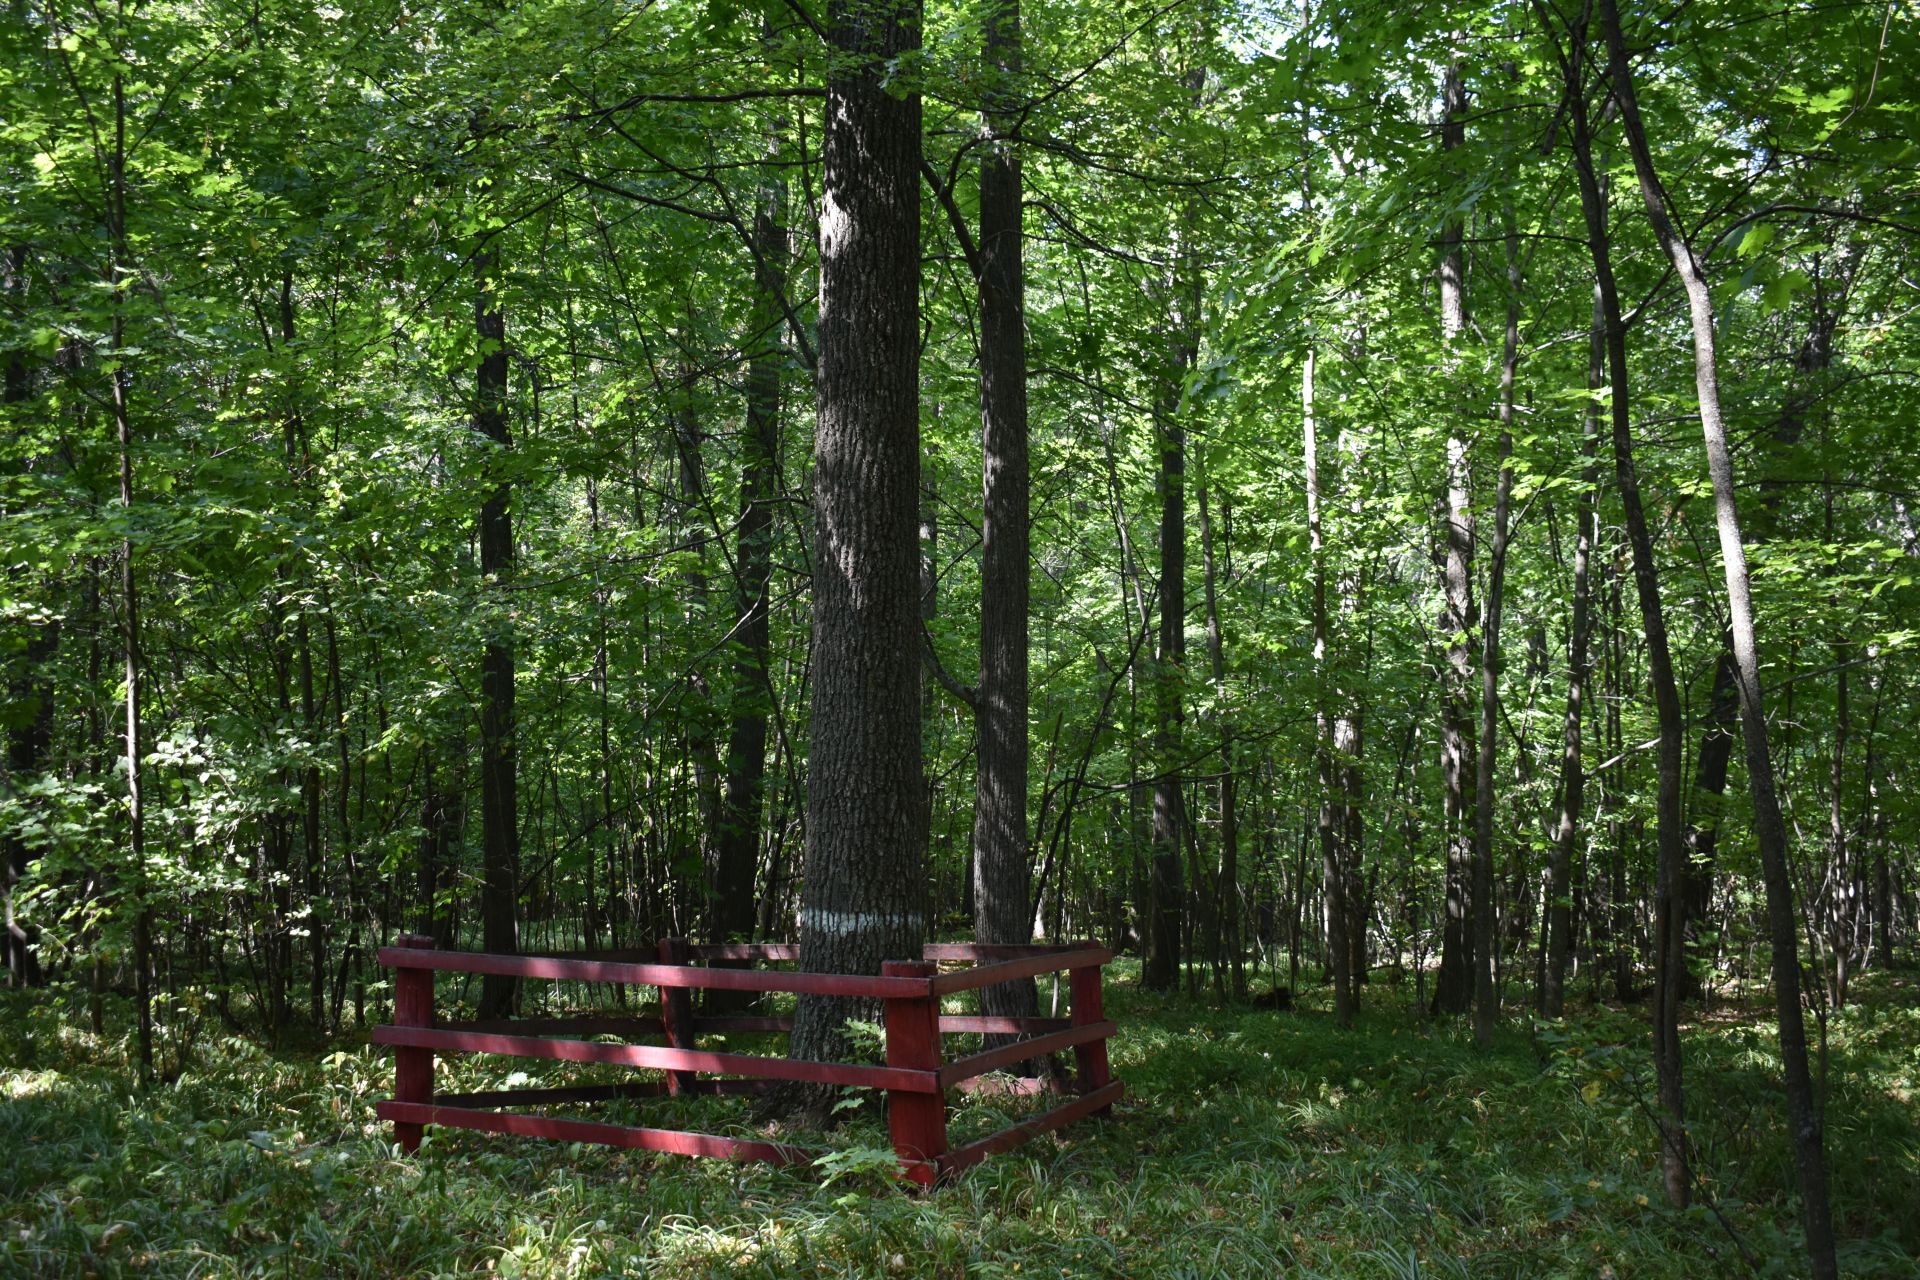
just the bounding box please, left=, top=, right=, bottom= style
left=711, top=158, right=786, bottom=948
left=3, top=245, right=50, bottom=989
left=1557, top=5, right=1689, bottom=1206
left=474, top=244, right=520, bottom=1019
left=1471, top=212, right=1520, bottom=1047
left=971, top=0, right=1039, bottom=1031
left=1599, top=0, right=1836, bottom=1262
left=1199, top=475, right=1243, bottom=998
left=1681, top=648, right=1737, bottom=998
left=1143, top=346, right=1190, bottom=993
left=787, top=0, right=927, bottom=1075
left=1304, top=345, right=1352, bottom=1024
left=1542, top=285, right=1603, bottom=1019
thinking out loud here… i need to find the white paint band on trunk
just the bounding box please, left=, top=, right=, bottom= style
left=799, top=908, right=924, bottom=936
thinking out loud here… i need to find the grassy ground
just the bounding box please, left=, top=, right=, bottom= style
left=3, top=965, right=1916, bottom=1278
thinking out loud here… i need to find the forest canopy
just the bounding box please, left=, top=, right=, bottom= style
left=2, top=0, right=1918, bottom=1273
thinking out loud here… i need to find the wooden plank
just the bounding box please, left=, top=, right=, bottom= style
left=936, top=1020, right=1116, bottom=1089
left=371, top=1024, right=940, bottom=1093
left=391, top=934, right=436, bottom=1154
left=376, top=947, right=926, bottom=999
left=693, top=1015, right=794, bottom=1034
left=951, top=1073, right=1058, bottom=1098
left=928, top=947, right=1112, bottom=996
left=683, top=943, right=801, bottom=961
left=921, top=941, right=1095, bottom=961
left=657, top=939, right=698, bottom=1096
left=375, top=1102, right=810, bottom=1165
left=445, top=1014, right=665, bottom=1038
left=882, top=960, right=947, bottom=1189
left=934, top=1080, right=1124, bottom=1176
left=434, top=1078, right=770, bottom=1108
left=1069, top=961, right=1113, bottom=1103
left=435, top=1081, right=667, bottom=1108
left=937, top=1015, right=1069, bottom=1035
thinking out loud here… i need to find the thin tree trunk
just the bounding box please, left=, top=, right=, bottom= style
left=972, top=0, right=1039, bottom=1031
left=474, top=235, right=520, bottom=1018
left=1304, top=344, right=1351, bottom=1024
left=108, top=66, right=153, bottom=1084
left=712, top=144, right=785, bottom=948
left=1542, top=285, right=1602, bottom=1018
left=1555, top=3, right=1688, bottom=1205
left=1598, top=0, right=1836, bottom=1261
left=1432, top=59, right=1478, bottom=1018
left=1472, top=211, right=1520, bottom=1046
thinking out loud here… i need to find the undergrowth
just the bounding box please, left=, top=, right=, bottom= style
left=2, top=966, right=1915, bottom=1278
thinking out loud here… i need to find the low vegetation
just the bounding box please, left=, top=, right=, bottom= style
left=5, top=966, right=1915, bottom=1278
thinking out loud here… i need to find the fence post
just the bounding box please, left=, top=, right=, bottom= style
left=881, top=959, right=946, bottom=1187
left=657, top=937, right=697, bottom=1096
left=1069, top=953, right=1112, bottom=1112
left=392, top=933, right=436, bottom=1153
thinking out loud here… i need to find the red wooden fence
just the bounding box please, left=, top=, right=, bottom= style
left=372, top=936, right=1122, bottom=1186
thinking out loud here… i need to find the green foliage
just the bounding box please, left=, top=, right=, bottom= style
left=3, top=976, right=1917, bottom=1277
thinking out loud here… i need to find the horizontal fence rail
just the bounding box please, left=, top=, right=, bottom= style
left=374, top=935, right=1122, bottom=1185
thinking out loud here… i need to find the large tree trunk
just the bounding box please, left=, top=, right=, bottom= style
left=1598, top=0, right=1836, bottom=1265
left=1558, top=7, right=1688, bottom=1207
left=1471, top=212, right=1520, bottom=1047
left=787, top=0, right=927, bottom=1075
left=474, top=241, right=520, bottom=1019
left=1432, top=60, right=1478, bottom=1018
left=971, top=0, right=1038, bottom=1029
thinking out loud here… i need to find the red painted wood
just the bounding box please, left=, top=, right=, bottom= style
left=920, top=941, right=1095, bottom=961
left=391, top=933, right=436, bottom=1154
left=927, top=947, right=1112, bottom=996
left=951, top=1073, right=1058, bottom=1098
left=376, top=947, right=927, bottom=998
left=693, top=1015, right=794, bottom=1034
left=657, top=938, right=698, bottom=1096
left=435, top=1081, right=668, bottom=1108
left=934, top=1080, right=1124, bottom=1176
left=936, top=1021, right=1116, bottom=1089
left=371, top=1024, right=940, bottom=1092
left=683, top=943, right=801, bottom=961
left=1069, top=961, right=1112, bottom=1108
left=446, top=1014, right=666, bottom=1038
left=936, top=1015, right=1070, bottom=1035
left=882, top=960, right=948, bottom=1187
left=375, top=1102, right=811, bottom=1165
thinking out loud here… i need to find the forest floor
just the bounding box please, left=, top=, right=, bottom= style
left=2, top=964, right=1916, bottom=1279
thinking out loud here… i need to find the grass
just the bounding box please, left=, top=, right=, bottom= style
left=2, top=964, right=1916, bottom=1278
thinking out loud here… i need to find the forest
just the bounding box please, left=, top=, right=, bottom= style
left=2, top=0, right=1918, bottom=1274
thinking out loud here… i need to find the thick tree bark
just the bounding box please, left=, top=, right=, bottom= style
left=1598, top=0, right=1836, bottom=1264
left=1471, top=214, right=1520, bottom=1047
left=1554, top=4, right=1688, bottom=1205
left=1432, top=60, right=1478, bottom=1018
left=787, top=0, right=927, bottom=1075
left=474, top=243, right=520, bottom=1019
left=971, top=0, right=1039, bottom=1029
left=1680, top=647, right=1736, bottom=999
